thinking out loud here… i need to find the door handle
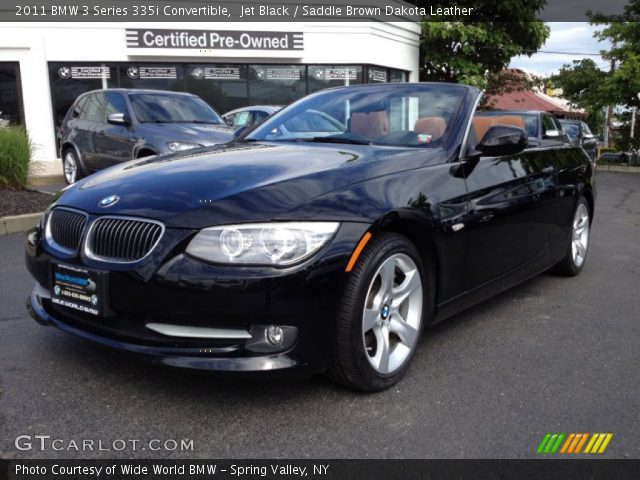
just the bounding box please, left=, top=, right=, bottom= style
left=479, top=212, right=495, bottom=223
left=542, top=165, right=554, bottom=174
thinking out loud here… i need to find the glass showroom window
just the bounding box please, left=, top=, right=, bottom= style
left=307, top=65, right=363, bottom=94
left=248, top=65, right=306, bottom=106
left=390, top=69, right=408, bottom=83
left=48, top=62, right=117, bottom=128
left=0, top=62, right=24, bottom=126
left=118, top=63, right=185, bottom=92
left=185, top=64, right=248, bottom=115
left=367, top=66, right=389, bottom=83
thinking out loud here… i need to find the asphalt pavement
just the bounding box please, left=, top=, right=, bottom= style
left=1, top=172, right=638, bottom=459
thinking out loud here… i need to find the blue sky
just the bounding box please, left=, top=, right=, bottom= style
left=509, top=22, right=612, bottom=77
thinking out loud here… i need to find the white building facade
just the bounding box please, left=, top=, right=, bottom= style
left=0, top=22, right=420, bottom=163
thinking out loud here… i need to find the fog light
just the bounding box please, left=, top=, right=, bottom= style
left=265, top=325, right=284, bottom=346
left=245, top=325, right=297, bottom=353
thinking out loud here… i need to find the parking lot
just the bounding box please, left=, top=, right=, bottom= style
left=0, top=171, right=638, bottom=459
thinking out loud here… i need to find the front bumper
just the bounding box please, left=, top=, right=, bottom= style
left=25, top=222, right=369, bottom=375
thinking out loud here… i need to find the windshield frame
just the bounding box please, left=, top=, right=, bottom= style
left=244, top=83, right=470, bottom=149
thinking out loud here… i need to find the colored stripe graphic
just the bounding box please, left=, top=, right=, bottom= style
left=537, top=433, right=565, bottom=453
left=585, top=433, right=613, bottom=454
left=539, top=433, right=613, bottom=454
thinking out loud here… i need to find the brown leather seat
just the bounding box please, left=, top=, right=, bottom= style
left=414, top=117, right=446, bottom=139
left=495, top=115, right=525, bottom=130
left=350, top=112, right=389, bottom=138
left=472, top=117, right=496, bottom=141
left=472, top=115, right=526, bottom=141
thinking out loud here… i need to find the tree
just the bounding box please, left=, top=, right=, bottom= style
left=550, top=59, right=607, bottom=133
left=418, top=1, right=549, bottom=90
left=568, top=2, right=640, bottom=145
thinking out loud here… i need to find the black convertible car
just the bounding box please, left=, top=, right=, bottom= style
left=26, top=83, right=595, bottom=391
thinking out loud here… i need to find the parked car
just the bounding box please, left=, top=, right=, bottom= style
left=598, top=150, right=640, bottom=166
left=26, top=83, right=595, bottom=391
left=59, top=89, right=234, bottom=184
left=222, top=105, right=282, bottom=128
left=559, top=119, right=598, bottom=161
left=475, top=110, right=571, bottom=147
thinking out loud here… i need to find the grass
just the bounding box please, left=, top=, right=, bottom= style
left=0, top=126, right=32, bottom=188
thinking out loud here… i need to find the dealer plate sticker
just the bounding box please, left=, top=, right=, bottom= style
left=51, top=263, right=103, bottom=316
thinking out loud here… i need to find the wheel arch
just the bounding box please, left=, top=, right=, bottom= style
left=581, top=187, right=595, bottom=225
left=371, top=214, right=441, bottom=323
left=60, top=141, right=82, bottom=161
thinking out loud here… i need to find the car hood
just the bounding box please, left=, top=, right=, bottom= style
left=138, top=122, right=234, bottom=146
left=56, top=142, right=445, bottom=228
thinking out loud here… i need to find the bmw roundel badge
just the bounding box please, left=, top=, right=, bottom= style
left=99, top=195, right=120, bottom=208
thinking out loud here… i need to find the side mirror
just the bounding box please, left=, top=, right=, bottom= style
left=476, top=125, right=527, bottom=157
left=107, top=113, right=130, bottom=126
left=223, top=116, right=233, bottom=127
left=234, top=125, right=249, bottom=138
left=544, top=129, right=561, bottom=138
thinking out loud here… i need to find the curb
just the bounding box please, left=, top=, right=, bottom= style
left=0, top=212, right=42, bottom=236
left=596, top=165, right=640, bottom=174
left=27, top=174, right=65, bottom=186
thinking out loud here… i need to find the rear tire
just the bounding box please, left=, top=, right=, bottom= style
left=552, top=196, right=591, bottom=276
left=328, top=232, right=430, bottom=392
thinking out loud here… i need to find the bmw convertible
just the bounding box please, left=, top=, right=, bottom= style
left=26, top=83, right=595, bottom=391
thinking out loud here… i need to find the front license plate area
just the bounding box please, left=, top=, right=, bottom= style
left=51, top=263, right=108, bottom=316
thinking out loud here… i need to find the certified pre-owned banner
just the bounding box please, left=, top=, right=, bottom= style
left=126, top=29, right=304, bottom=51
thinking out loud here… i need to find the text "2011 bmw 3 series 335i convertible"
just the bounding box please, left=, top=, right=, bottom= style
left=26, top=83, right=595, bottom=391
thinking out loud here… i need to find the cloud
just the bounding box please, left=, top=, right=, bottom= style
left=509, top=22, right=611, bottom=76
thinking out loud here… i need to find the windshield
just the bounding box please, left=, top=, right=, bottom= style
left=560, top=121, right=580, bottom=140
left=128, top=93, right=223, bottom=124
left=246, top=84, right=467, bottom=147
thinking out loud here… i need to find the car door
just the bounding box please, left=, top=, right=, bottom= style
left=80, top=92, right=108, bottom=172
left=462, top=119, right=560, bottom=288
left=93, top=92, right=135, bottom=169
left=69, top=94, right=97, bottom=167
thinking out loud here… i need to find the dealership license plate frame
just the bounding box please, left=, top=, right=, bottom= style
left=50, top=263, right=109, bottom=317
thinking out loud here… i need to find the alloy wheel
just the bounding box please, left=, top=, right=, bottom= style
left=362, top=253, right=423, bottom=375
left=571, top=203, right=589, bottom=267
left=63, top=152, right=77, bottom=184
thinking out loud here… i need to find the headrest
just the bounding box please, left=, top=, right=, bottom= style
left=414, top=117, right=446, bottom=139
left=350, top=111, right=389, bottom=138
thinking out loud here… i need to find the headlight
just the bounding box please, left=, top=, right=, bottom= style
left=186, top=222, right=340, bottom=266
left=167, top=141, right=203, bottom=152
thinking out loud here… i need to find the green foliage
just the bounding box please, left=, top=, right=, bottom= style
left=419, top=2, right=549, bottom=89
left=598, top=147, right=616, bottom=154
left=0, top=127, right=32, bottom=188
left=551, top=6, right=640, bottom=140
left=550, top=59, right=607, bottom=134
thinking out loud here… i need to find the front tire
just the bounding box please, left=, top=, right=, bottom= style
left=328, top=232, right=429, bottom=391
left=553, top=196, right=591, bottom=276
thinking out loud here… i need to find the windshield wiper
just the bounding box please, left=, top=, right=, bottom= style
left=174, top=120, right=221, bottom=124
left=304, top=135, right=371, bottom=145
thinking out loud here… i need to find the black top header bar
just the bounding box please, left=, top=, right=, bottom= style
left=0, top=0, right=632, bottom=22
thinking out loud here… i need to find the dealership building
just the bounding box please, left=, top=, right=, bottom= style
left=0, top=22, right=419, bottom=163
